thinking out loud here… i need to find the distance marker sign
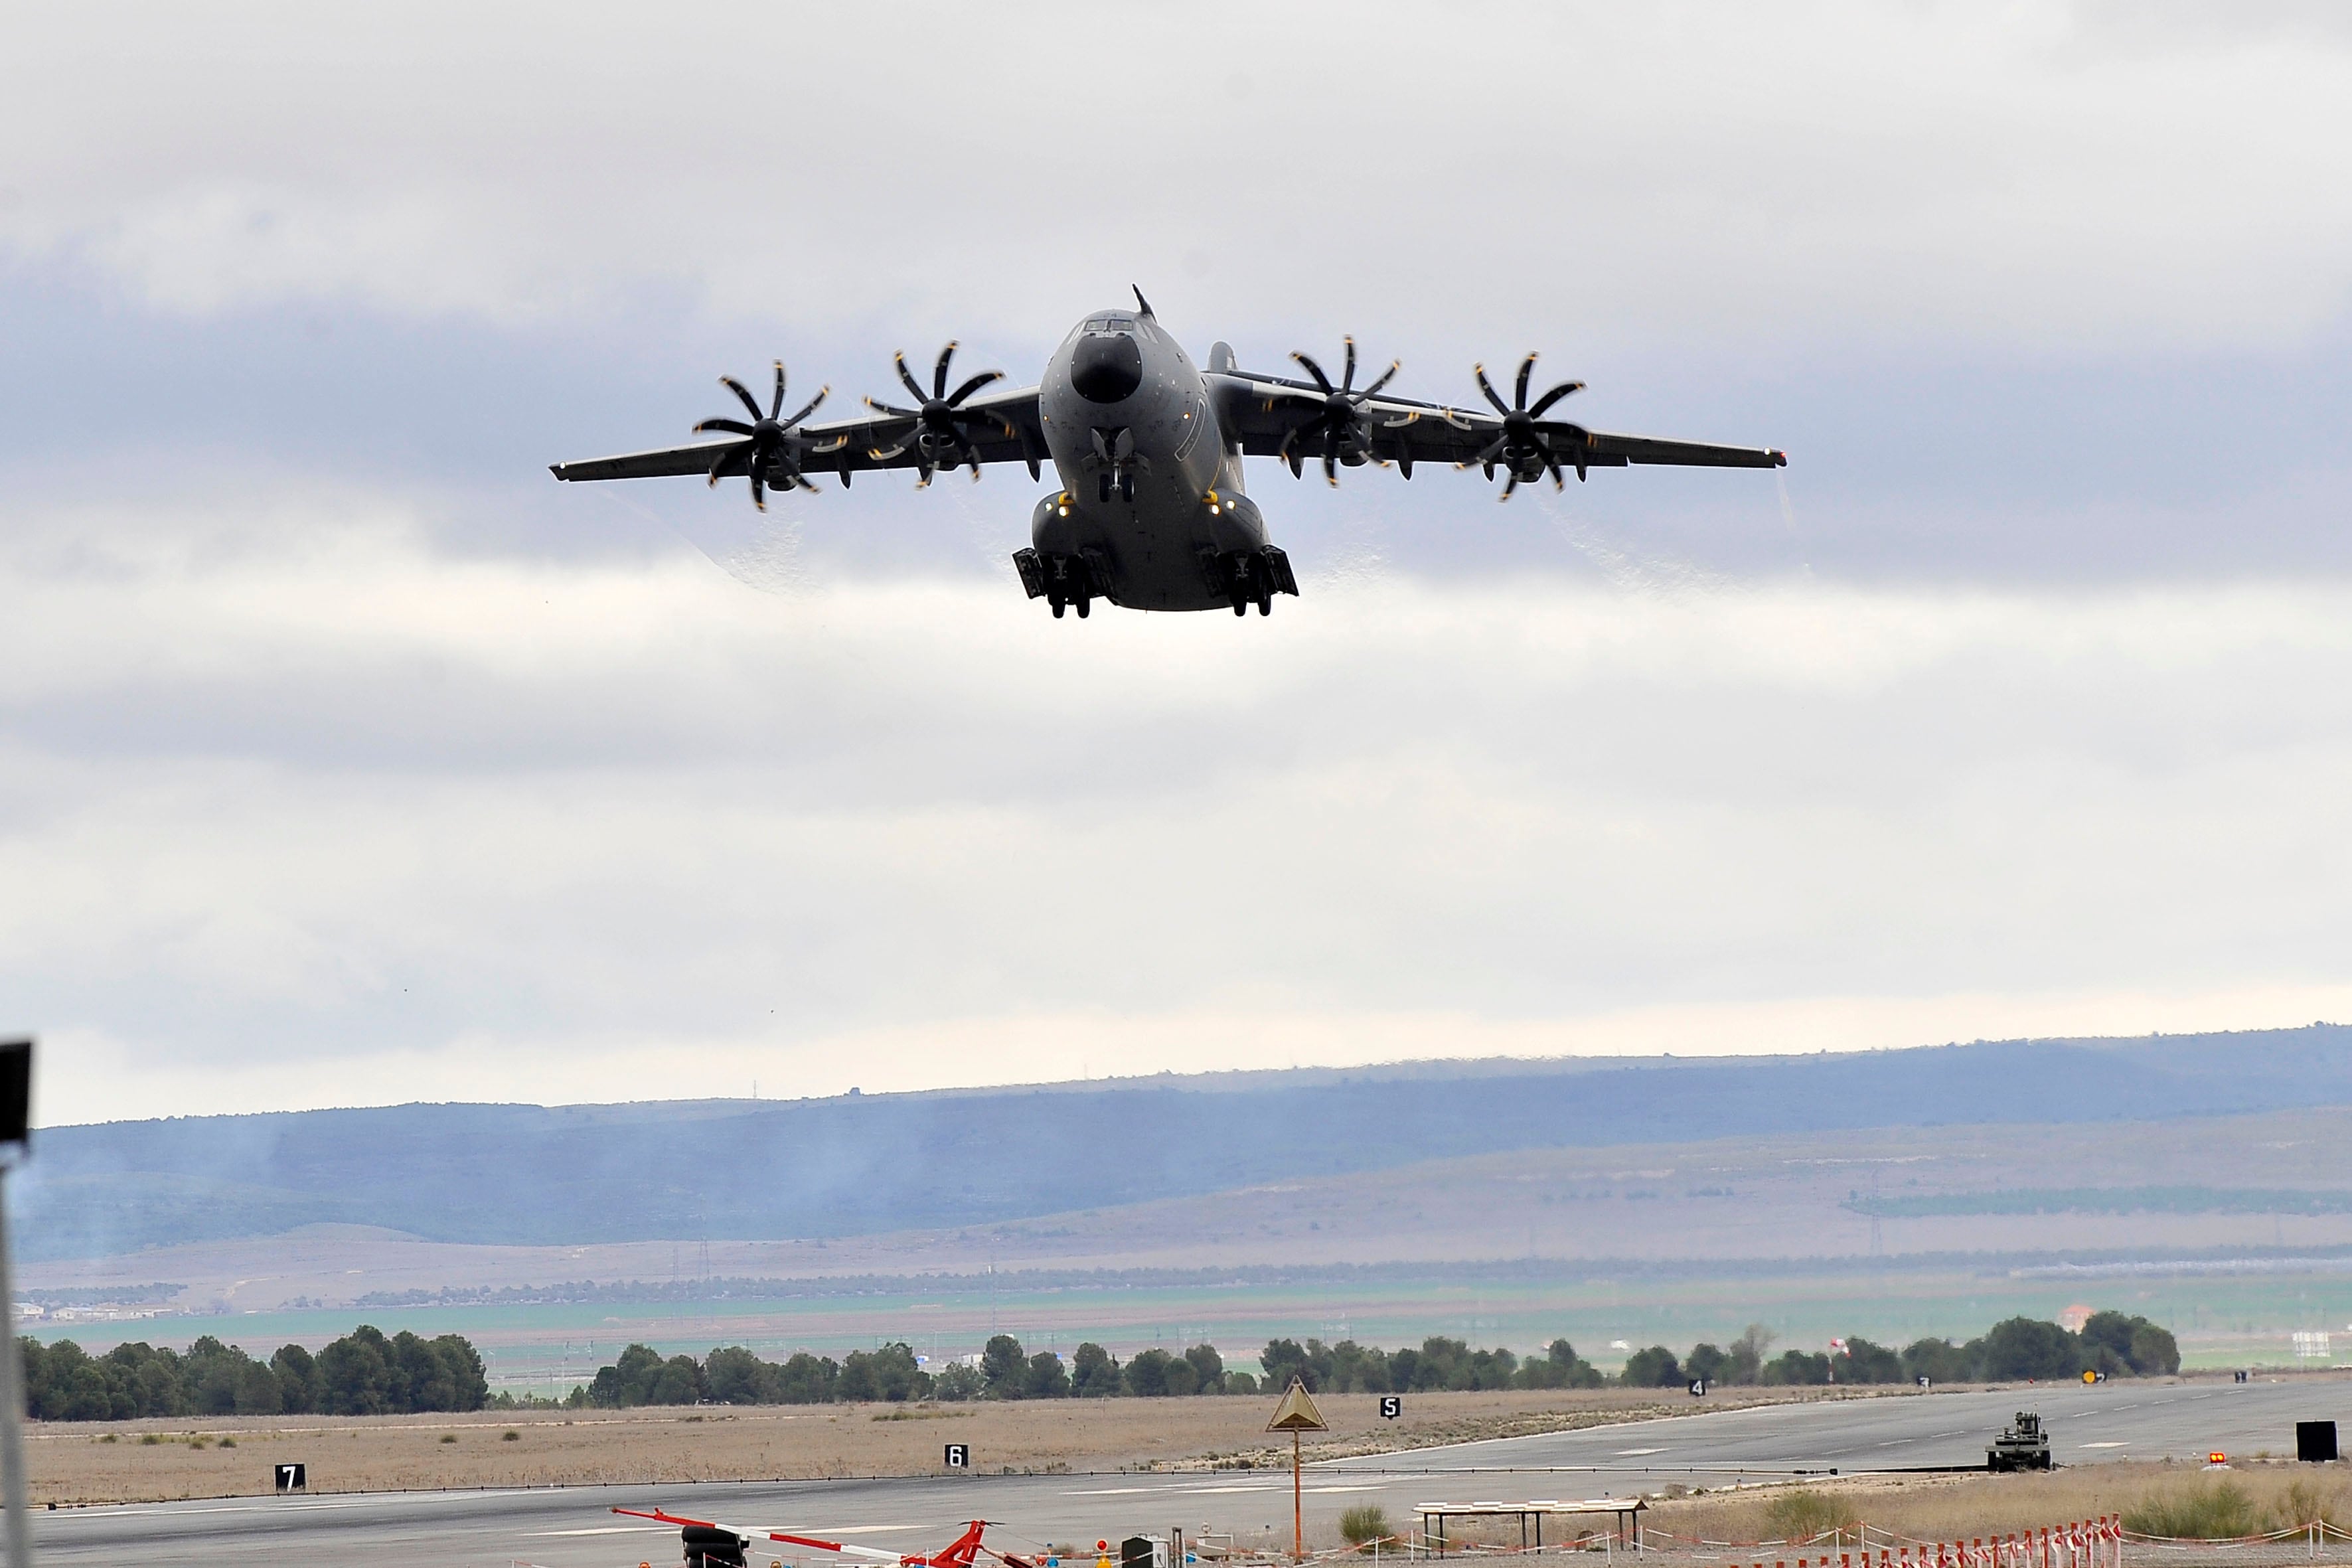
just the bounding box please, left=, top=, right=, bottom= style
left=275, top=1463, right=306, bottom=1493
left=1378, top=1396, right=1401, bottom=1419
left=945, top=1443, right=970, bottom=1469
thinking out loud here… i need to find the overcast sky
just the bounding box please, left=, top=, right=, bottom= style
left=5, top=3, right=2351, bottom=1126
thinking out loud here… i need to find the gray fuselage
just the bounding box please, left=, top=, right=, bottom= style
left=1028, top=308, right=1271, bottom=613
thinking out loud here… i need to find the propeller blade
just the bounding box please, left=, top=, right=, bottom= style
left=782, top=388, right=828, bottom=428
left=750, top=468, right=766, bottom=511
left=694, top=418, right=757, bottom=436
left=1473, top=364, right=1511, bottom=416
left=1286, top=447, right=1304, bottom=479
left=1291, top=352, right=1332, bottom=394
left=1539, top=445, right=1567, bottom=490
left=722, top=376, right=763, bottom=422
left=707, top=446, right=733, bottom=487
left=1360, top=361, right=1400, bottom=399
left=1514, top=354, right=1536, bottom=411
left=1322, top=428, right=1340, bottom=487
left=795, top=472, right=819, bottom=493
left=933, top=341, right=957, bottom=400
left=1342, top=337, right=1357, bottom=393
left=770, top=360, right=787, bottom=420
left=1528, top=380, right=1585, bottom=417
left=946, top=370, right=1004, bottom=406
left=1499, top=470, right=1519, bottom=502
left=894, top=353, right=927, bottom=405
left=865, top=398, right=919, bottom=419
left=1474, top=433, right=1510, bottom=469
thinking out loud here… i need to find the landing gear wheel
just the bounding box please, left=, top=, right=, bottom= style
left=1231, top=596, right=1247, bottom=616
left=1050, top=598, right=1065, bottom=619
left=1097, top=472, right=1113, bottom=503
left=1119, top=471, right=1135, bottom=503
left=1074, top=597, right=1089, bottom=619
left=1257, top=592, right=1272, bottom=616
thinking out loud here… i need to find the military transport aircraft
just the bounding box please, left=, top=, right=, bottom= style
left=550, top=289, right=1785, bottom=619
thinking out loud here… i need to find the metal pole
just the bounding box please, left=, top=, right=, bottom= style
left=0, top=1169, right=30, bottom=1568
left=1293, top=1431, right=1302, bottom=1562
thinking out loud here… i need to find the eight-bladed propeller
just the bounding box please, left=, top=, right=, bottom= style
left=864, top=342, right=1008, bottom=486
left=694, top=362, right=829, bottom=511
left=1281, top=337, right=1400, bottom=485
left=1470, top=352, right=1589, bottom=500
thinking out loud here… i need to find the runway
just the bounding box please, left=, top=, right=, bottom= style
left=31, top=1379, right=2349, bottom=1568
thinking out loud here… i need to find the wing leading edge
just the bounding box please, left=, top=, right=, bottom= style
left=551, top=382, right=1047, bottom=489
left=1215, top=368, right=1783, bottom=479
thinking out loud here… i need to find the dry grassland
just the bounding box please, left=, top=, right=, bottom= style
left=27, top=1385, right=1869, bottom=1506
left=1644, top=1462, right=2352, bottom=1551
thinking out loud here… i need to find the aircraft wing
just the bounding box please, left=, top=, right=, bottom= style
left=551, top=383, right=1048, bottom=487
left=1214, top=369, right=1784, bottom=478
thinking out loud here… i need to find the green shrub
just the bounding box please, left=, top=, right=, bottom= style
left=1764, top=1490, right=1860, bottom=1542
left=2279, top=1480, right=2347, bottom=1531
left=502, top=1429, right=520, bottom=1442
left=1339, top=1506, right=1391, bottom=1550
left=2126, top=1480, right=2260, bottom=1539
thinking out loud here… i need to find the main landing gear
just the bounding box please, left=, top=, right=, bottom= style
left=1012, top=546, right=1106, bottom=619
left=1214, top=544, right=1297, bottom=617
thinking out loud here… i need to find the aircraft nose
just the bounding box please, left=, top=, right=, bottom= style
left=1070, top=333, right=1142, bottom=404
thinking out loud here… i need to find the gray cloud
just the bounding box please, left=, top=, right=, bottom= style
left=3, top=3, right=2350, bottom=1123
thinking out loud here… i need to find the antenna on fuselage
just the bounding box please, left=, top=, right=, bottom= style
left=1131, top=284, right=1155, bottom=319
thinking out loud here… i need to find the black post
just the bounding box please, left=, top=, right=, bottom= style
left=0, top=1039, right=32, bottom=1568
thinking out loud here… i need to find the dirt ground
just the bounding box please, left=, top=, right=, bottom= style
left=25, top=1385, right=1875, bottom=1506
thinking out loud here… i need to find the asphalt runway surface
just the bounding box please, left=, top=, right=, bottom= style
left=33, top=1379, right=2351, bottom=1568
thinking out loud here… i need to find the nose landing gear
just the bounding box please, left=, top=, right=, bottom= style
left=1089, top=427, right=1140, bottom=503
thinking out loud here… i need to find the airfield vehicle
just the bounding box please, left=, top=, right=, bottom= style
left=551, top=290, right=1785, bottom=618
left=1988, top=1411, right=2053, bottom=1471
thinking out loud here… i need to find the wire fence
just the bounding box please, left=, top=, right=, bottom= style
left=1286, top=1518, right=2352, bottom=1567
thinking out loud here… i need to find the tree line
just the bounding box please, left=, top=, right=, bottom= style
left=20, top=1326, right=489, bottom=1420
left=584, top=1333, right=1243, bottom=1405
left=582, top=1332, right=1611, bottom=1407
left=1615, top=1311, right=2181, bottom=1389
left=583, top=1309, right=2177, bottom=1407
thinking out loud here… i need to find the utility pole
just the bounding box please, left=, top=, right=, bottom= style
left=0, top=1040, right=35, bottom=1568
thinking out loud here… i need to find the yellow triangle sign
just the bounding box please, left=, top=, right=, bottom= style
left=1265, top=1375, right=1328, bottom=1432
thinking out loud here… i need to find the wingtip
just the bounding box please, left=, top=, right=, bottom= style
left=1774, top=450, right=1788, bottom=467
left=548, top=463, right=565, bottom=481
